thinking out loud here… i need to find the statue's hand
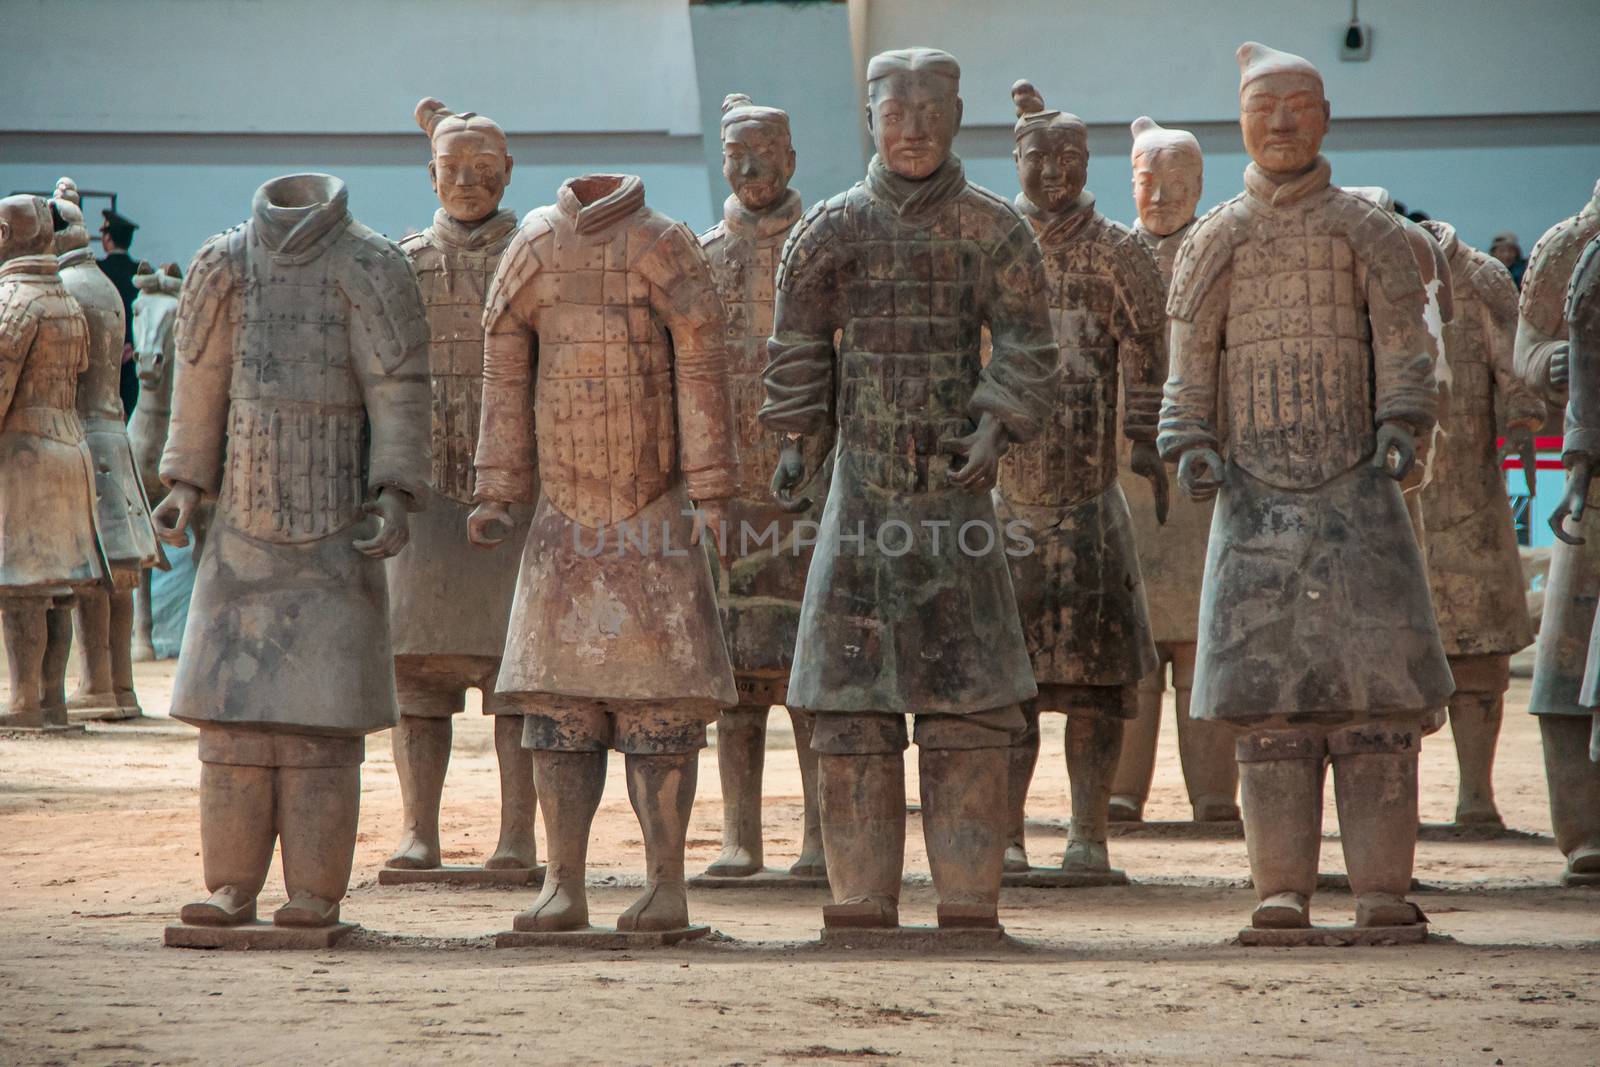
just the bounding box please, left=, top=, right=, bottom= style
left=1551, top=457, right=1593, bottom=546
left=354, top=488, right=411, bottom=559
left=1372, top=421, right=1417, bottom=481
left=468, top=501, right=514, bottom=548
left=1550, top=342, right=1570, bottom=389
left=1176, top=447, right=1224, bottom=502
left=151, top=482, right=201, bottom=547
left=1498, top=423, right=1539, bottom=499
left=1131, top=440, right=1169, bottom=525
left=941, top=414, right=1005, bottom=494
left=770, top=438, right=811, bottom=513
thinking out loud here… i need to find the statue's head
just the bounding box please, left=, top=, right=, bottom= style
left=1130, top=117, right=1203, bottom=237
left=415, top=97, right=513, bottom=224
left=719, top=93, right=796, bottom=212
left=1010, top=80, right=1087, bottom=214
left=0, top=195, right=53, bottom=263
left=865, top=48, right=962, bottom=181
left=49, top=177, right=91, bottom=255
left=1237, top=42, right=1328, bottom=174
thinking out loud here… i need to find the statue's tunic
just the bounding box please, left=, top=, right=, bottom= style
left=58, top=246, right=161, bottom=580
left=389, top=208, right=529, bottom=681
left=0, top=254, right=103, bottom=594
left=996, top=191, right=1161, bottom=704
left=759, top=155, right=1059, bottom=716
left=129, top=270, right=181, bottom=503
left=474, top=175, right=738, bottom=709
left=161, top=175, right=431, bottom=736
left=1158, top=157, right=1452, bottom=725
left=1126, top=218, right=1212, bottom=647
left=1519, top=182, right=1600, bottom=720
left=1562, top=236, right=1600, bottom=725
left=699, top=189, right=826, bottom=704
left=1418, top=222, right=1541, bottom=659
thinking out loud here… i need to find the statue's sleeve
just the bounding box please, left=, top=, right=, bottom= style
left=0, top=288, right=42, bottom=426
left=1157, top=231, right=1228, bottom=462
left=1480, top=260, right=1545, bottom=432
left=1366, top=265, right=1439, bottom=437
left=976, top=214, right=1059, bottom=444
left=1562, top=238, right=1600, bottom=462
left=1516, top=224, right=1575, bottom=406
left=1111, top=234, right=1166, bottom=444
left=473, top=220, right=545, bottom=506
left=348, top=240, right=432, bottom=507
left=759, top=199, right=842, bottom=437
left=160, top=231, right=239, bottom=497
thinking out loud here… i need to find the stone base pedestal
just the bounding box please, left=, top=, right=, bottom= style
left=494, top=925, right=711, bottom=949
left=1108, top=820, right=1244, bottom=839
left=164, top=921, right=358, bottom=950
left=378, top=864, right=545, bottom=887
left=1002, top=866, right=1129, bottom=889
left=1236, top=924, right=1427, bottom=947
left=818, top=925, right=1012, bottom=950
left=689, top=868, right=829, bottom=890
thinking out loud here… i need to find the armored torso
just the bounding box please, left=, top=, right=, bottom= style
left=0, top=256, right=87, bottom=431
left=58, top=248, right=125, bottom=424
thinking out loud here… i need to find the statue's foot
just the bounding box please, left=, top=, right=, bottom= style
left=1060, top=839, right=1111, bottom=873
left=273, top=893, right=340, bottom=928
left=1355, top=893, right=1424, bottom=928
left=179, top=886, right=256, bottom=926
left=822, top=895, right=898, bottom=930
left=1565, top=845, right=1600, bottom=878
left=1251, top=891, right=1310, bottom=929
left=66, top=686, right=117, bottom=711
left=115, top=689, right=141, bottom=713
left=1107, top=796, right=1143, bottom=823
left=384, top=831, right=441, bottom=870
left=1193, top=795, right=1241, bottom=823
left=1002, top=843, right=1031, bottom=873
left=131, top=638, right=157, bottom=663
left=936, top=894, right=999, bottom=929
left=483, top=830, right=538, bottom=870
left=788, top=847, right=827, bottom=879
left=1453, top=803, right=1503, bottom=827
left=704, top=843, right=762, bottom=878
left=514, top=877, right=589, bottom=932
left=616, top=881, right=690, bottom=932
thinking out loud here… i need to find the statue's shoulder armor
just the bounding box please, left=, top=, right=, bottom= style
left=697, top=220, right=728, bottom=251
left=1324, top=189, right=1425, bottom=303
left=176, top=225, right=246, bottom=362
left=1098, top=216, right=1166, bottom=333
left=1462, top=249, right=1518, bottom=325
left=776, top=191, right=851, bottom=293
left=1523, top=212, right=1596, bottom=335
left=339, top=221, right=428, bottom=372
left=0, top=277, right=44, bottom=356
left=483, top=210, right=555, bottom=328
left=1166, top=196, right=1248, bottom=322
left=631, top=214, right=709, bottom=296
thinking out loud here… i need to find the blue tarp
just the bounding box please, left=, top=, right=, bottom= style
left=150, top=541, right=195, bottom=659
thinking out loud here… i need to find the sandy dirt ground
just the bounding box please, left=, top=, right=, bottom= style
left=2, top=660, right=1597, bottom=1065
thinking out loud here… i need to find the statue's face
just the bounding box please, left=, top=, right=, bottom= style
left=722, top=120, right=795, bottom=212
left=1015, top=126, right=1087, bottom=214
left=1240, top=72, right=1328, bottom=173
left=1132, top=148, right=1202, bottom=236
left=867, top=71, right=962, bottom=180
left=429, top=127, right=513, bottom=223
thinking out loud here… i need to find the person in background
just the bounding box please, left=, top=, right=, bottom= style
left=97, top=207, right=140, bottom=418
left=1491, top=231, right=1528, bottom=289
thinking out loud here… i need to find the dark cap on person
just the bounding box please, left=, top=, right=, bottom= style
left=100, top=208, right=138, bottom=247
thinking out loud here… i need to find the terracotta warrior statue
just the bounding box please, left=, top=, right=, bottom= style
left=996, top=81, right=1165, bottom=880
left=760, top=48, right=1059, bottom=931
left=383, top=98, right=536, bottom=878
left=1418, top=217, right=1544, bottom=828
left=49, top=179, right=163, bottom=719
left=698, top=92, right=827, bottom=882
left=470, top=172, right=739, bottom=934
left=1560, top=234, right=1600, bottom=764
left=1109, top=116, right=1242, bottom=826
left=155, top=173, right=431, bottom=930
left=1159, top=44, right=1451, bottom=933
left=0, top=194, right=102, bottom=731
left=128, top=260, right=186, bottom=662
left=1516, top=179, right=1600, bottom=887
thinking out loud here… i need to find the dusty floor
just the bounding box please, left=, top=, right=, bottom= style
left=2, top=662, right=1597, bottom=1065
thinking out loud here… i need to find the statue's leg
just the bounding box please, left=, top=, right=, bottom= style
left=1171, top=643, right=1240, bottom=822
left=616, top=707, right=706, bottom=931
left=1003, top=703, right=1041, bottom=871
left=68, top=586, right=116, bottom=708
left=1062, top=690, right=1129, bottom=873
left=109, top=585, right=140, bottom=712
left=1, top=596, right=50, bottom=726
left=132, top=567, right=156, bottom=662
left=1446, top=654, right=1509, bottom=827
left=40, top=596, right=74, bottom=723
left=484, top=685, right=538, bottom=870
left=275, top=745, right=362, bottom=928
left=1110, top=658, right=1166, bottom=823
left=385, top=658, right=456, bottom=870
left=517, top=707, right=608, bottom=931
left=1330, top=720, right=1425, bottom=927
left=707, top=705, right=768, bottom=876
left=1541, top=715, right=1600, bottom=884
left=180, top=729, right=276, bottom=926
left=814, top=712, right=905, bottom=929
left=788, top=708, right=827, bottom=878
left=918, top=708, right=1018, bottom=928
left=1237, top=728, right=1325, bottom=929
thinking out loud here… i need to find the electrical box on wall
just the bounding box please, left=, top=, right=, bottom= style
left=1341, top=20, right=1373, bottom=61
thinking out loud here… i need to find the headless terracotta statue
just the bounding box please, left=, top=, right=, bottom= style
left=1159, top=44, right=1451, bottom=934
left=698, top=93, right=827, bottom=883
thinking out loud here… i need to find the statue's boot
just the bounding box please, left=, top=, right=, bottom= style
left=1003, top=707, right=1040, bottom=872
left=1448, top=690, right=1505, bottom=826
left=517, top=750, right=606, bottom=931
left=1, top=599, right=50, bottom=727
left=1062, top=713, right=1124, bottom=873
left=40, top=598, right=74, bottom=725
left=131, top=569, right=156, bottom=662
left=1330, top=722, right=1425, bottom=927
left=1541, top=716, right=1600, bottom=886
left=1111, top=671, right=1163, bottom=823
left=485, top=713, right=539, bottom=869
left=1237, top=730, right=1324, bottom=929
left=706, top=705, right=767, bottom=876
left=385, top=715, right=450, bottom=869
left=817, top=752, right=904, bottom=929
left=109, top=588, right=141, bottom=713
left=1176, top=686, right=1240, bottom=823
left=68, top=586, right=117, bottom=709
left=274, top=764, right=359, bottom=927
left=617, top=751, right=698, bottom=931
left=922, top=746, right=1007, bottom=928
left=789, top=709, right=827, bottom=878
left=179, top=762, right=274, bottom=926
